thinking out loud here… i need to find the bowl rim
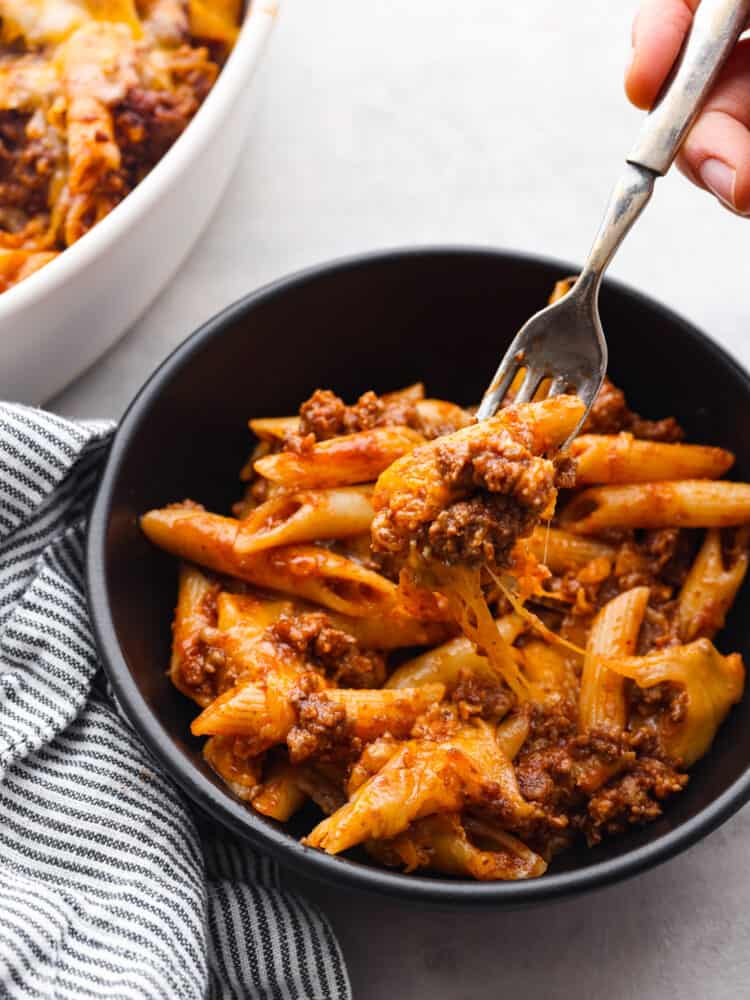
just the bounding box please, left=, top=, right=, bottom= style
left=87, top=244, right=750, bottom=904
left=0, top=0, right=278, bottom=321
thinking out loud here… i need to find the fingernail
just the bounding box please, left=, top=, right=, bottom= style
left=699, top=158, right=736, bottom=209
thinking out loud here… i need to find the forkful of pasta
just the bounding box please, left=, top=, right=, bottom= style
left=476, top=0, right=750, bottom=435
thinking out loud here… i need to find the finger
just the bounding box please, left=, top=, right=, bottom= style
left=676, top=39, right=750, bottom=215
left=626, top=0, right=698, bottom=110
left=677, top=113, right=750, bottom=215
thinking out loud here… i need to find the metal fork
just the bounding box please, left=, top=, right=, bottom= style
left=477, top=0, right=750, bottom=436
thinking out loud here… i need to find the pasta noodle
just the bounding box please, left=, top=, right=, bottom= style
left=235, top=486, right=374, bottom=554
left=579, top=587, right=649, bottom=732
left=604, top=640, right=744, bottom=766
left=526, top=526, right=614, bottom=574
left=140, top=505, right=409, bottom=618
left=254, top=426, right=425, bottom=489
left=385, top=614, right=525, bottom=691
left=677, top=528, right=750, bottom=642
left=561, top=481, right=750, bottom=533
left=366, top=813, right=547, bottom=880
left=570, top=434, right=733, bottom=485
left=251, top=754, right=308, bottom=822
left=142, top=300, right=750, bottom=881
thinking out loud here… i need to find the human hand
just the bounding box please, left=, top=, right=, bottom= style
left=626, top=0, right=750, bottom=215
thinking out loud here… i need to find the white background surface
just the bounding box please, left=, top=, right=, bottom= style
left=51, top=2, right=750, bottom=996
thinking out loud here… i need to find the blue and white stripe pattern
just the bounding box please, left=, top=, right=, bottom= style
left=0, top=403, right=350, bottom=1000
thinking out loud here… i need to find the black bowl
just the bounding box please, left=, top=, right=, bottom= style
left=87, top=246, right=750, bottom=905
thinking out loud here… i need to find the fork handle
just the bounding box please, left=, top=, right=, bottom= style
left=628, top=0, right=750, bottom=175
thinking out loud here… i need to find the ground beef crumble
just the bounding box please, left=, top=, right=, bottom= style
left=545, top=527, right=696, bottom=638
left=513, top=704, right=688, bottom=849
left=629, top=680, right=688, bottom=727
left=114, top=83, right=209, bottom=186
left=287, top=679, right=353, bottom=764
left=427, top=494, right=540, bottom=564
left=0, top=111, right=57, bottom=227
left=285, top=389, right=421, bottom=452
left=583, top=759, right=687, bottom=843
left=451, top=671, right=513, bottom=721
left=414, top=430, right=569, bottom=566
left=269, top=612, right=386, bottom=688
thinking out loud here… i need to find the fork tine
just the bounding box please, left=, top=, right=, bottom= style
left=559, top=376, right=602, bottom=449
left=576, top=375, right=603, bottom=411
left=513, top=367, right=545, bottom=405
left=476, top=356, right=521, bottom=421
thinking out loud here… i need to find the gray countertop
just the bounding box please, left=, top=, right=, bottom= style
left=50, top=2, right=750, bottom=996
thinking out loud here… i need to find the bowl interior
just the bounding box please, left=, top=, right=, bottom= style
left=89, top=248, right=750, bottom=902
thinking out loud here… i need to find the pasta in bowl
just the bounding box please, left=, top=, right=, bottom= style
left=0, top=1, right=277, bottom=403
left=87, top=247, right=750, bottom=902
left=139, top=288, right=750, bottom=882
left=0, top=0, right=241, bottom=292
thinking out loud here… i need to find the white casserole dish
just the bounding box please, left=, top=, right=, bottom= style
left=1, top=2, right=278, bottom=405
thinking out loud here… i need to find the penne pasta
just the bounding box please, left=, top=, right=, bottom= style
left=526, top=526, right=615, bottom=574
left=210, top=595, right=304, bottom=693
left=548, top=277, right=576, bottom=303
left=521, top=640, right=581, bottom=708
left=385, top=614, right=525, bottom=690
left=235, top=486, right=375, bottom=554
left=140, top=505, right=406, bottom=618
left=254, top=426, right=425, bottom=489
left=318, top=686, right=444, bottom=744
left=579, top=587, right=649, bottom=732
left=306, top=721, right=535, bottom=856
left=382, top=383, right=425, bottom=405
left=562, top=481, right=750, bottom=533
left=324, top=609, right=452, bottom=650
left=217, top=591, right=451, bottom=654
left=58, top=23, right=133, bottom=195
left=347, top=738, right=402, bottom=796
left=677, top=528, right=750, bottom=642
left=248, top=415, right=299, bottom=444
left=303, top=739, right=484, bottom=855
left=193, top=675, right=443, bottom=761
left=246, top=392, right=466, bottom=448
left=367, top=813, right=547, bottom=880
left=605, top=639, right=744, bottom=766
left=570, top=434, right=734, bottom=485
left=414, top=399, right=473, bottom=437
left=0, top=249, right=59, bottom=292
left=251, top=755, right=308, bottom=822
left=216, top=592, right=293, bottom=634
left=203, top=735, right=263, bottom=802
left=191, top=659, right=319, bottom=745
left=494, top=712, right=530, bottom=760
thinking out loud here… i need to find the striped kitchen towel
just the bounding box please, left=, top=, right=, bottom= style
left=0, top=402, right=351, bottom=1000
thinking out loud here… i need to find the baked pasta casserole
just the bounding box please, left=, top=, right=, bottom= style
left=141, top=282, right=750, bottom=881
left=0, top=0, right=241, bottom=292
